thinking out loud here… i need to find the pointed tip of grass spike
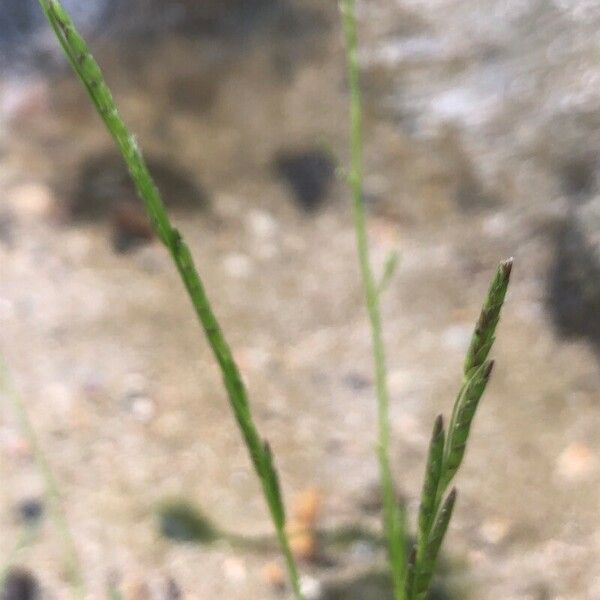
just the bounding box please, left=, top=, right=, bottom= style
left=500, top=257, right=514, bottom=279
left=464, top=259, right=513, bottom=375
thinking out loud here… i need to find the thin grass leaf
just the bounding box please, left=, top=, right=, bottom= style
left=378, top=250, right=400, bottom=295
left=0, top=359, right=85, bottom=599
left=464, top=259, right=513, bottom=375
left=36, top=2, right=303, bottom=597
left=413, top=489, right=457, bottom=600
left=262, top=440, right=286, bottom=530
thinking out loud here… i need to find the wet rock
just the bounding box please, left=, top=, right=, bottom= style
left=273, top=148, right=335, bottom=212
left=1, top=568, right=39, bottom=600
left=68, top=151, right=207, bottom=221
left=548, top=196, right=600, bottom=352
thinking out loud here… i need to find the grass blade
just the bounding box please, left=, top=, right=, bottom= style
left=36, top=1, right=303, bottom=596
left=378, top=250, right=400, bottom=295
left=0, top=359, right=85, bottom=599
left=340, top=1, right=407, bottom=597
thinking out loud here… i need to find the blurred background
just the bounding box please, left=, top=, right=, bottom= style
left=0, top=0, right=599, bottom=598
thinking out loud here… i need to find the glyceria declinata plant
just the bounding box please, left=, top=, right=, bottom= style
left=36, top=1, right=512, bottom=598
left=340, top=2, right=512, bottom=599
left=36, top=1, right=304, bottom=598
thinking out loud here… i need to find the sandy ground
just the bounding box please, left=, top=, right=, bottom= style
left=1, top=1, right=599, bottom=598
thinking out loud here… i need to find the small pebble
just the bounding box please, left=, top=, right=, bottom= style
left=274, top=149, right=335, bottom=212
left=293, top=487, right=322, bottom=527
left=300, top=575, right=323, bottom=600
left=131, top=397, right=156, bottom=423
left=222, top=253, right=253, bottom=279
left=479, top=516, right=511, bottom=545
left=556, top=442, right=596, bottom=482
left=16, top=498, right=44, bottom=525
left=222, top=557, right=246, bottom=584
left=261, top=562, right=285, bottom=590
left=247, top=209, right=278, bottom=239
left=7, top=183, right=54, bottom=222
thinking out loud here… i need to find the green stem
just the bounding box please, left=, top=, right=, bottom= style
left=340, top=2, right=406, bottom=598
left=36, top=1, right=303, bottom=597
left=0, top=360, right=85, bottom=599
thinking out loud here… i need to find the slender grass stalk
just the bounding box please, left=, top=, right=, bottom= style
left=340, top=2, right=407, bottom=598
left=36, top=1, right=303, bottom=597
left=409, top=260, right=513, bottom=599
left=0, top=359, right=85, bottom=599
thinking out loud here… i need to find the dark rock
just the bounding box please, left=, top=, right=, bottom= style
left=548, top=196, right=600, bottom=352
left=273, top=148, right=335, bottom=212
left=111, top=203, right=154, bottom=253
left=16, top=498, right=44, bottom=524
left=559, top=154, right=598, bottom=199
left=158, top=500, right=219, bottom=543
left=1, top=568, right=39, bottom=600
left=68, top=151, right=207, bottom=221
left=165, top=578, right=182, bottom=599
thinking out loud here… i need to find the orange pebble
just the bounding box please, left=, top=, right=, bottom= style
left=293, top=487, right=321, bottom=528
left=262, top=561, right=285, bottom=589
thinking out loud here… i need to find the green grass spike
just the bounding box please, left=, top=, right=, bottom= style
left=36, top=1, right=303, bottom=597
left=464, top=259, right=513, bottom=375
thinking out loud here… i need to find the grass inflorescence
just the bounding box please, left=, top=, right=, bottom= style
left=339, top=1, right=513, bottom=599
